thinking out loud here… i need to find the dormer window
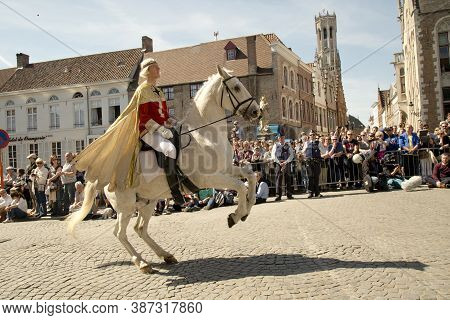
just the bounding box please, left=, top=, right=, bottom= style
left=224, top=41, right=239, bottom=61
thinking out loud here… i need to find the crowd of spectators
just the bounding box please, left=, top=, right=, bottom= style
left=1, top=117, right=449, bottom=223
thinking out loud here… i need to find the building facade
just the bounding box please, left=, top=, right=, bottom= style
left=398, top=0, right=450, bottom=128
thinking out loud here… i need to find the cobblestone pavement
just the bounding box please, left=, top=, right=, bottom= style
left=0, top=187, right=449, bottom=300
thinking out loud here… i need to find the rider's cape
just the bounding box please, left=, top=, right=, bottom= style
left=74, top=81, right=168, bottom=191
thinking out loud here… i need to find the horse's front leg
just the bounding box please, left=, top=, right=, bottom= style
left=197, top=174, right=248, bottom=228
left=230, top=165, right=256, bottom=221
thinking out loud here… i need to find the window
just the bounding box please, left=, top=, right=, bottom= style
left=162, top=87, right=174, bottom=101
left=90, top=100, right=102, bottom=126
left=301, top=100, right=306, bottom=121
left=290, top=71, right=294, bottom=89
left=73, top=92, right=84, bottom=99
left=90, top=90, right=101, bottom=96
left=108, top=97, right=120, bottom=124
left=74, top=102, right=85, bottom=127
left=295, top=103, right=300, bottom=121
left=75, top=140, right=85, bottom=153
left=318, top=81, right=321, bottom=96
left=49, top=105, right=60, bottom=129
left=108, top=88, right=119, bottom=95
left=282, top=97, right=287, bottom=118
left=27, top=107, right=37, bottom=131
left=283, top=67, right=288, bottom=86
left=299, top=75, right=304, bottom=91
left=52, top=142, right=62, bottom=162
left=323, top=28, right=327, bottom=40
left=304, top=78, right=308, bottom=92
left=400, top=68, right=405, bottom=94
left=6, top=110, right=15, bottom=132
left=190, top=83, right=202, bottom=98
left=289, top=100, right=293, bottom=120
left=444, top=87, right=450, bottom=117
left=5, top=100, right=14, bottom=106
left=29, top=143, right=38, bottom=157
left=49, top=95, right=59, bottom=101
left=8, top=145, right=17, bottom=169
left=439, top=32, right=450, bottom=73
left=226, top=49, right=237, bottom=60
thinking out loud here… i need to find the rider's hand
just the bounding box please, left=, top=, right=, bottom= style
left=157, top=126, right=173, bottom=139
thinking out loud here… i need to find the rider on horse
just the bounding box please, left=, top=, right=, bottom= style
left=73, top=58, right=185, bottom=204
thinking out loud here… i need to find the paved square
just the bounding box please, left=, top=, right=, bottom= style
left=0, top=187, right=449, bottom=299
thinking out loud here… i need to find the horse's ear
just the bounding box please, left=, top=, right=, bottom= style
left=217, top=65, right=230, bottom=79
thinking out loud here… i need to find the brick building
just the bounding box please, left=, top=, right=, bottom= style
left=398, top=0, right=450, bottom=128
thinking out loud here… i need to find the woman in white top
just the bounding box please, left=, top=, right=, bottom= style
left=3, top=191, right=28, bottom=223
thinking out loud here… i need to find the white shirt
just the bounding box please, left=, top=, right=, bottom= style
left=61, top=162, right=77, bottom=185
left=10, top=197, right=28, bottom=212
left=256, top=181, right=269, bottom=199
left=271, top=142, right=294, bottom=164
left=33, top=166, right=49, bottom=186
left=0, top=194, right=13, bottom=209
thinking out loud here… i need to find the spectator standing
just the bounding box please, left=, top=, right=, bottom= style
left=48, top=155, right=64, bottom=216
left=343, top=130, right=361, bottom=188
left=303, top=132, right=323, bottom=198
left=327, top=135, right=345, bottom=189
left=271, top=134, right=294, bottom=201
left=31, top=158, right=49, bottom=218
left=399, top=125, right=420, bottom=177
left=61, top=152, right=77, bottom=215
left=25, top=153, right=38, bottom=211
left=438, top=129, right=450, bottom=154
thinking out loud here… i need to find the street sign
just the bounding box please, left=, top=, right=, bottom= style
left=0, top=129, right=9, bottom=149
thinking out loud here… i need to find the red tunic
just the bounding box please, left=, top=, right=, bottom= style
left=138, top=85, right=169, bottom=133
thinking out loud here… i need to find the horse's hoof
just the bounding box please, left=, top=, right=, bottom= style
left=241, top=215, right=249, bottom=222
left=164, top=255, right=178, bottom=264
left=228, top=214, right=236, bottom=228
left=139, top=264, right=154, bottom=274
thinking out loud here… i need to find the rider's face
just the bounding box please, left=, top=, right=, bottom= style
left=147, top=64, right=160, bottom=80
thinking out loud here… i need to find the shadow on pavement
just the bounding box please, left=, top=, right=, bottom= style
left=150, top=253, right=426, bottom=286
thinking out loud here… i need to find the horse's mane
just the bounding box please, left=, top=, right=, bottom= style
left=193, top=69, right=233, bottom=118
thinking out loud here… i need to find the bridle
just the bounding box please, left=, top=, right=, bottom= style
left=180, top=76, right=257, bottom=136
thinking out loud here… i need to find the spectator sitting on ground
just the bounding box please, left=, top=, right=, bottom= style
left=204, top=189, right=235, bottom=210
left=254, top=171, right=269, bottom=204
left=425, top=153, right=450, bottom=188
left=2, top=190, right=28, bottom=223
left=0, top=189, right=13, bottom=222
left=69, top=181, right=85, bottom=212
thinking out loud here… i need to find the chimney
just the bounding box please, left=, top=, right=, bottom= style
left=246, top=35, right=257, bottom=75
left=141, top=36, right=153, bottom=53
left=16, top=53, right=29, bottom=68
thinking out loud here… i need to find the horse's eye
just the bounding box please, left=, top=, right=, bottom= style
left=234, top=85, right=240, bottom=92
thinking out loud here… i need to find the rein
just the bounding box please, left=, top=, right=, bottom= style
left=180, top=76, right=256, bottom=136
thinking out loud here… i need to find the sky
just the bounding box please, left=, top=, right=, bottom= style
left=0, top=0, right=402, bottom=124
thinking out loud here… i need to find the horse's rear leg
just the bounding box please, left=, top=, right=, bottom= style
left=114, top=211, right=153, bottom=274
left=134, top=203, right=178, bottom=264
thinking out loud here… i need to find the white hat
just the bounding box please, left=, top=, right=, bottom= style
left=27, top=153, right=37, bottom=159
left=6, top=166, right=14, bottom=170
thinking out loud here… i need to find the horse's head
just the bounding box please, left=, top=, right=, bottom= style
left=217, top=66, right=261, bottom=123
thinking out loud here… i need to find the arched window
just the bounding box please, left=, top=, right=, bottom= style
left=73, top=92, right=84, bottom=99
left=283, top=67, right=288, bottom=86
left=49, top=95, right=59, bottom=101
left=108, top=88, right=119, bottom=95
left=5, top=100, right=14, bottom=106
left=90, top=90, right=101, bottom=96
left=26, top=97, right=36, bottom=104
left=295, top=102, right=300, bottom=121
left=330, top=26, right=333, bottom=39
left=290, top=71, right=294, bottom=89
left=323, top=28, right=327, bottom=40
left=282, top=97, right=287, bottom=118
left=289, top=100, right=293, bottom=119
left=400, top=68, right=405, bottom=76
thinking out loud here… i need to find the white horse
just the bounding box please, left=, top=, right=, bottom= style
left=68, top=66, right=261, bottom=273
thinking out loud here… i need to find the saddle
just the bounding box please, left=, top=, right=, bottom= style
left=140, top=127, right=199, bottom=203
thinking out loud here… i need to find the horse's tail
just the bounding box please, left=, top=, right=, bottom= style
left=67, top=180, right=98, bottom=237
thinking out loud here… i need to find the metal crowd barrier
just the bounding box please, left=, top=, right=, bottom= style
left=237, top=147, right=445, bottom=195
